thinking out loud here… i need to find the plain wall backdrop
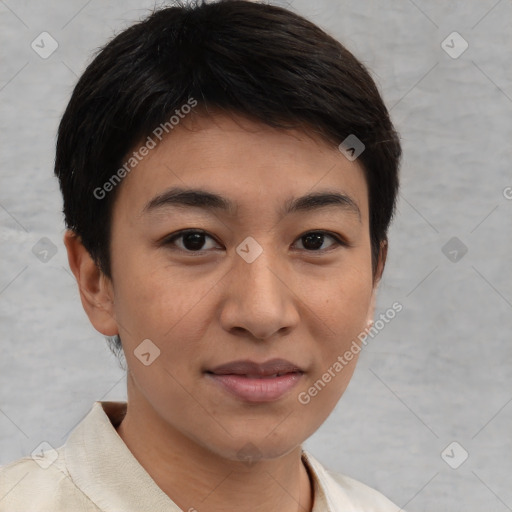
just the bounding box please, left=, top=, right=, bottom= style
left=1, top=1, right=511, bottom=511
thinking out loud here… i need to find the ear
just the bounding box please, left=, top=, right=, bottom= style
left=366, top=240, right=388, bottom=326
left=63, top=230, right=118, bottom=336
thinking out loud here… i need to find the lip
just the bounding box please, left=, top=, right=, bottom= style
left=206, top=358, right=304, bottom=403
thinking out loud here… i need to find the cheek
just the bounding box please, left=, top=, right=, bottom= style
left=312, top=264, right=373, bottom=335
left=304, top=263, right=373, bottom=401
left=111, top=256, right=191, bottom=337
left=294, top=352, right=359, bottom=439
left=111, top=262, right=219, bottom=387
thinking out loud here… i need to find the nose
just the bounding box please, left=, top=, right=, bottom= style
left=219, top=245, right=300, bottom=341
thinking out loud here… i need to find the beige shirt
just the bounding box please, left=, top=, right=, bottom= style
left=0, top=401, right=403, bottom=511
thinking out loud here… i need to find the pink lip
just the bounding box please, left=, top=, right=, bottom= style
left=206, top=358, right=304, bottom=403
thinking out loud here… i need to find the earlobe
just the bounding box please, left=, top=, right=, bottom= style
left=63, top=230, right=119, bottom=336
left=367, top=291, right=376, bottom=327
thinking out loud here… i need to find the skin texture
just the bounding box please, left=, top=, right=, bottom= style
left=64, top=112, right=386, bottom=512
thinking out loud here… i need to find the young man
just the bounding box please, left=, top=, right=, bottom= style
left=0, top=1, right=403, bottom=510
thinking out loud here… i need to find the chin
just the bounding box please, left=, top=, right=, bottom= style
left=198, top=427, right=305, bottom=465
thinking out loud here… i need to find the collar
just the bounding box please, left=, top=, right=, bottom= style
left=65, top=401, right=340, bottom=512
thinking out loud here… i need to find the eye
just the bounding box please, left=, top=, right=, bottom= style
left=293, top=231, right=346, bottom=251
left=162, top=229, right=347, bottom=254
left=163, top=229, right=221, bottom=253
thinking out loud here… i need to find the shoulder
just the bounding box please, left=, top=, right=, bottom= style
left=303, top=450, right=404, bottom=512
left=0, top=449, right=97, bottom=511
left=326, top=469, right=404, bottom=511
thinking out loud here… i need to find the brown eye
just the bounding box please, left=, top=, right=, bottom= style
left=164, top=230, right=220, bottom=252
left=294, top=231, right=344, bottom=251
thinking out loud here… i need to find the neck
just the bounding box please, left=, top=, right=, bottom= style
left=115, top=379, right=313, bottom=512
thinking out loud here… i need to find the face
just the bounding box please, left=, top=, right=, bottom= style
left=91, top=112, right=382, bottom=461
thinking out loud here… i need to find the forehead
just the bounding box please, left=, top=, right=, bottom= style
left=113, top=112, right=369, bottom=223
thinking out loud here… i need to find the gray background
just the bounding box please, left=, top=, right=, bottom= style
left=1, top=1, right=511, bottom=510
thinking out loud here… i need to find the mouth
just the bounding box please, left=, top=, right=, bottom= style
left=205, top=358, right=305, bottom=402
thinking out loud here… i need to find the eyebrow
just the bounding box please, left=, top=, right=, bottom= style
left=142, top=186, right=361, bottom=222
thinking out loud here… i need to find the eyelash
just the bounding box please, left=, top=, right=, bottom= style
left=161, top=229, right=349, bottom=255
